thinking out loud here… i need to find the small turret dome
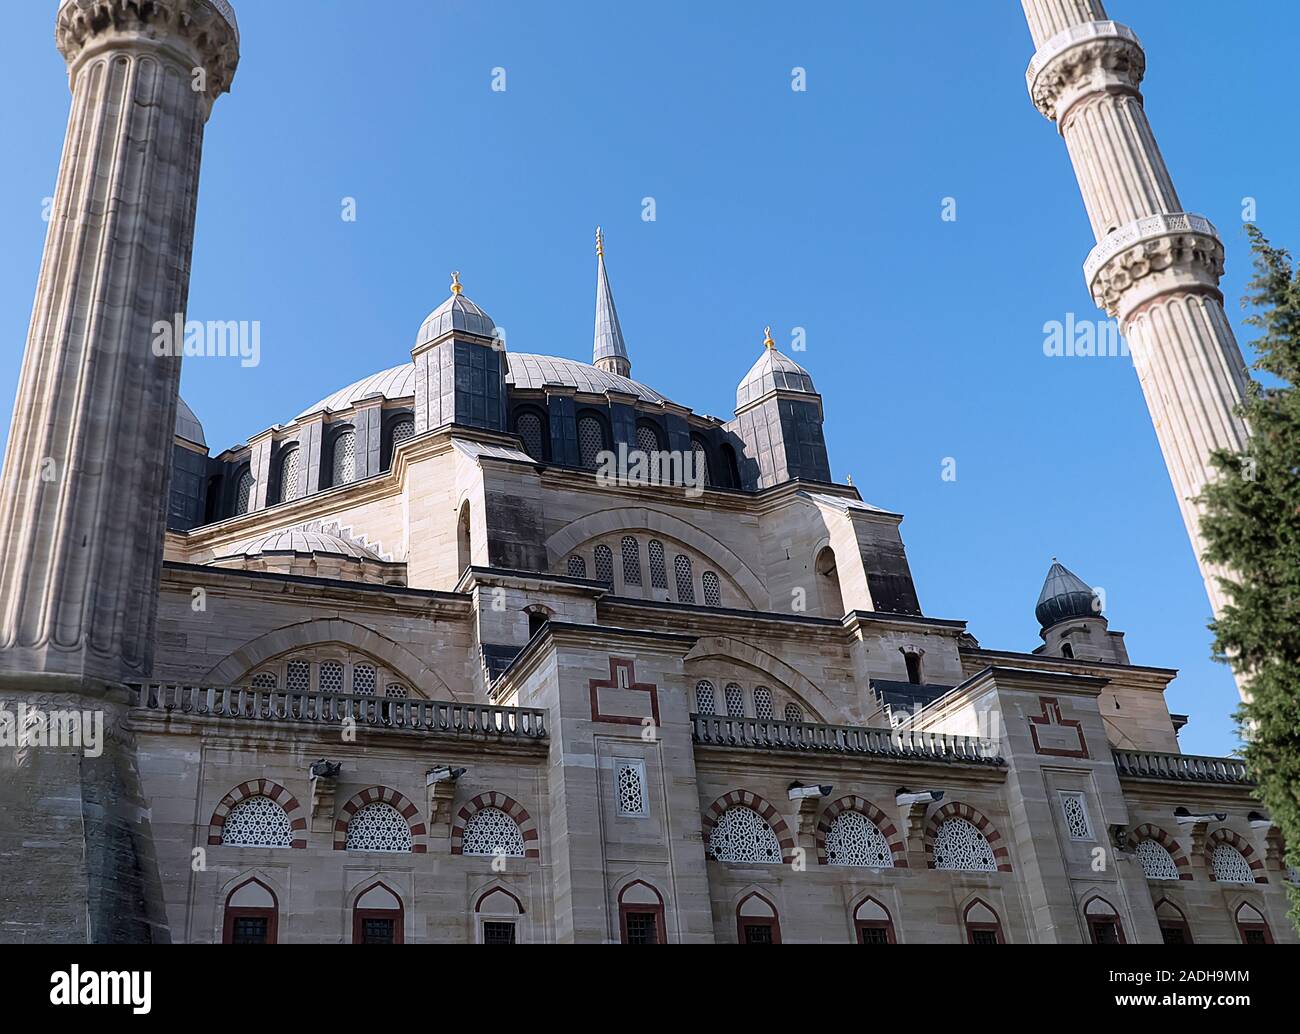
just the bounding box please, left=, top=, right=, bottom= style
left=415, top=273, right=495, bottom=347
left=736, top=331, right=816, bottom=409
left=175, top=396, right=206, bottom=448
left=1035, top=558, right=1102, bottom=628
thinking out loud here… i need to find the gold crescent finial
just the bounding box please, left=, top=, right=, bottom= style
left=763, top=325, right=775, bottom=349
left=595, top=226, right=604, bottom=258
left=450, top=271, right=462, bottom=296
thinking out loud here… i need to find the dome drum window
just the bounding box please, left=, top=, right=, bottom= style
left=331, top=430, right=357, bottom=486
left=514, top=410, right=545, bottom=460
left=234, top=468, right=254, bottom=515
left=278, top=448, right=302, bottom=503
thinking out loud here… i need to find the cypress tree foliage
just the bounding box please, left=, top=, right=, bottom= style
left=1198, top=224, right=1300, bottom=926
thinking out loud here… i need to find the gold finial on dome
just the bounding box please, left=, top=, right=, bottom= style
left=595, top=226, right=605, bottom=258
left=450, top=271, right=463, bottom=296
left=763, top=325, right=775, bottom=350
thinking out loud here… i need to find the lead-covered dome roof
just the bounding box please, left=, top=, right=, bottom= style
left=1035, top=559, right=1102, bottom=628
left=736, top=345, right=816, bottom=409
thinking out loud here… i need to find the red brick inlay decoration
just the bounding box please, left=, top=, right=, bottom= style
left=701, top=790, right=796, bottom=863
left=816, top=795, right=909, bottom=867
left=1206, top=827, right=1268, bottom=884
left=923, top=801, right=1014, bottom=873
left=209, top=779, right=308, bottom=849
left=588, top=656, right=660, bottom=726
left=1028, top=696, right=1089, bottom=759
left=1131, top=823, right=1194, bottom=881
left=334, top=785, right=427, bottom=853
left=451, top=792, right=540, bottom=859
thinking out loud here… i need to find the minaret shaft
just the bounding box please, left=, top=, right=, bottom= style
left=1022, top=0, right=1251, bottom=632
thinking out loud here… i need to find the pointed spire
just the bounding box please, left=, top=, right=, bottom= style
left=593, top=226, right=630, bottom=377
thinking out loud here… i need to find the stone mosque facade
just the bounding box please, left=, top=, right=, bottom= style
left=0, top=0, right=1292, bottom=944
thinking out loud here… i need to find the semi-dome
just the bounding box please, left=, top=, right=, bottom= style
left=415, top=279, right=496, bottom=347
left=176, top=396, right=206, bottom=447
left=1035, top=559, right=1102, bottom=628
left=214, top=525, right=385, bottom=562
left=736, top=337, right=816, bottom=409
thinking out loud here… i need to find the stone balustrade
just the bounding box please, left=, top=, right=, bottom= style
left=1112, top=749, right=1252, bottom=784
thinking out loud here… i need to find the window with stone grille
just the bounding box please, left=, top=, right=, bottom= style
left=279, top=448, right=302, bottom=503
left=826, top=811, right=894, bottom=868
left=702, top=571, right=721, bottom=607
left=1059, top=791, right=1092, bottom=841
left=249, top=671, right=277, bottom=690
left=235, top=468, right=254, bottom=515
left=648, top=540, right=667, bottom=588
left=615, top=759, right=648, bottom=818
left=221, top=795, right=293, bottom=848
left=390, top=420, right=415, bottom=451
left=752, top=687, right=773, bottom=720
left=621, top=536, right=642, bottom=586
left=286, top=660, right=310, bottom=692
left=594, top=544, right=614, bottom=585
left=319, top=660, right=344, bottom=693
left=352, top=664, right=376, bottom=696
left=674, top=554, right=695, bottom=602
left=724, top=683, right=745, bottom=717
left=1211, top=843, right=1255, bottom=884
left=331, top=430, right=357, bottom=486
left=345, top=802, right=412, bottom=852
left=1135, top=839, right=1180, bottom=881
left=567, top=554, right=587, bottom=578
left=690, top=436, right=710, bottom=486
left=708, top=806, right=782, bottom=863
left=635, top=423, right=663, bottom=482
left=514, top=411, right=544, bottom=460
left=695, top=680, right=715, bottom=715
left=784, top=703, right=803, bottom=723
left=385, top=683, right=408, bottom=699
left=461, top=807, right=526, bottom=857
left=578, top=415, right=605, bottom=470
left=932, top=817, right=997, bottom=872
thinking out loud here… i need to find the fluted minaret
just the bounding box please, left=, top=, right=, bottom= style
left=1020, top=1, right=1251, bottom=631
left=593, top=227, right=631, bottom=377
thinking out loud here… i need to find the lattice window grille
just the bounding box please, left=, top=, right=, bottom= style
left=753, top=687, right=774, bottom=721
left=615, top=759, right=648, bottom=818
left=279, top=448, right=302, bottom=502
left=702, top=571, right=721, bottom=607
left=932, top=817, right=997, bottom=872
left=826, top=811, right=893, bottom=868
left=1059, top=791, right=1092, bottom=841
left=320, top=661, right=344, bottom=693
left=1136, top=839, right=1180, bottom=881
left=352, top=664, right=376, bottom=696
left=332, top=431, right=357, bottom=486
left=345, top=802, right=412, bottom=852
left=674, top=554, right=695, bottom=603
left=695, top=680, right=715, bottom=715
left=391, top=420, right=415, bottom=449
left=567, top=554, right=587, bottom=578
left=286, top=660, right=310, bottom=692
left=222, top=795, right=293, bottom=848
left=621, top=536, right=642, bottom=586
left=708, top=806, right=782, bottom=863
left=515, top=412, right=544, bottom=460
left=461, top=807, right=526, bottom=857
left=385, top=683, right=409, bottom=699
left=578, top=416, right=604, bottom=470
left=724, top=684, right=745, bottom=717
left=1212, top=844, right=1255, bottom=884
left=635, top=424, right=662, bottom=482
left=648, top=540, right=668, bottom=588
left=249, top=671, right=277, bottom=690
left=691, top=442, right=710, bottom=486
left=235, top=470, right=254, bottom=515
left=594, top=544, right=614, bottom=585
left=784, top=703, right=803, bottom=723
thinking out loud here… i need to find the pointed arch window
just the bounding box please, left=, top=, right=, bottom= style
left=648, top=540, right=668, bottom=589
left=964, top=899, right=1004, bottom=944
left=278, top=448, right=302, bottom=503
left=1235, top=902, right=1273, bottom=944
left=234, top=468, right=254, bottom=515
left=353, top=882, right=404, bottom=944
left=736, top=892, right=781, bottom=943
left=1155, top=899, right=1192, bottom=944
left=332, top=430, right=357, bottom=486
left=854, top=897, right=896, bottom=944
left=223, top=879, right=279, bottom=944
left=621, top=536, right=642, bottom=586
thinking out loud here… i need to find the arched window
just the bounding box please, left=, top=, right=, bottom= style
left=648, top=540, right=668, bottom=589
left=457, top=501, right=472, bottom=576
left=826, top=811, right=894, bottom=868
left=234, top=468, right=254, bottom=515
left=854, top=897, right=896, bottom=944
left=567, top=554, right=587, bottom=578
left=635, top=420, right=664, bottom=456
left=736, top=892, right=781, bottom=944
left=724, top=683, right=745, bottom=717
left=319, top=660, right=344, bottom=693
left=752, top=687, right=774, bottom=720
left=618, top=881, right=665, bottom=945
left=1061, top=642, right=1074, bottom=659
left=707, top=807, right=782, bottom=863
left=689, top=434, right=711, bottom=487
left=1211, top=843, right=1255, bottom=884
left=278, top=448, right=302, bottom=503
left=963, top=899, right=1004, bottom=944
left=594, top=544, right=614, bottom=585
left=221, top=796, right=293, bottom=848
left=286, top=659, right=310, bottom=691
left=1136, top=839, right=1181, bottom=881
left=904, top=651, right=923, bottom=685
left=702, top=571, right=722, bottom=607
left=386, top=419, right=415, bottom=469
left=621, top=536, right=642, bottom=586
left=527, top=610, right=548, bottom=638
left=514, top=409, right=546, bottom=461
left=352, top=664, right=376, bottom=696
left=461, top=807, right=526, bottom=857
left=933, top=818, right=997, bottom=872
left=345, top=803, right=413, bottom=852
left=674, top=554, right=695, bottom=602
left=695, top=680, right=715, bottom=715
left=249, top=671, right=277, bottom=690
left=353, top=882, right=404, bottom=944
left=577, top=413, right=606, bottom=470
left=223, top=878, right=278, bottom=944
left=331, top=430, right=357, bottom=486
left=1155, top=899, right=1192, bottom=944
left=1235, top=902, right=1273, bottom=944
left=477, top=887, right=524, bottom=944
left=1084, top=897, right=1126, bottom=944
left=385, top=683, right=408, bottom=699
left=784, top=703, right=803, bottom=723
left=720, top=442, right=741, bottom=489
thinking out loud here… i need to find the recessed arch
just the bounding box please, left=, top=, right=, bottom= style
left=962, top=896, right=1005, bottom=944
left=816, top=795, right=908, bottom=867
left=208, top=779, right=307, bottom=849
left=617, top=878, right=667, bottom=944
left=925, top=802, right=1012, bottom=872
left=735, top=890, right=782, bottom=944
left=683, top=635, right=836, bottom=723
left=1130, top=824, right=1193, bottom=880
left=451, top=792, right=540, bottom=859
left=334, top=786, right=427, bottom=853
left=222, top=875, right=279, bottom=944
left=350, top=878, right=405, bottom=944
left=852, top=894, right=897, bottom=944
left=702, top=789, right=795, bottom=864
left=1207, top=828, right=1267, bottom=883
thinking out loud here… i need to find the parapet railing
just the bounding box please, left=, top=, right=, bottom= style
left=690, top=714, right=1003, bottom=765
left=130, top=682, right=547, bottom=740
left=1112, top=749, right=1252, bottom=785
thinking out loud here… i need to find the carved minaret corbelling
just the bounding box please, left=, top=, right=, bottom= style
left=1021, top=0, right=1251, bottom=631
left=0, top=0, right=239, bottom=683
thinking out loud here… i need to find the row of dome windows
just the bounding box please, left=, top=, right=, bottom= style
left=246, top=657, right=411, bottom=698
left=566, top=538, right=723, bottom=606
left=695, top=680, right=804, bottom=723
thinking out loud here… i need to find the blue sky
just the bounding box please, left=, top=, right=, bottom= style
left=3, top=1, right=1293, bottom=756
